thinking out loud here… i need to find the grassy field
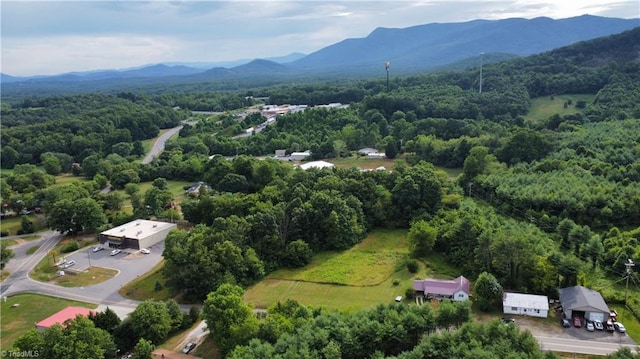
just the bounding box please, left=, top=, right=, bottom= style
left=115, top=180, right=192, bottom=215
left=269, top=229, right=410, bottom=286
left=524, top=94, right=595, bottom=123
left=244, top=228, right=439, bottom=312
left=1, top=293, right=97, bottom=349
left=53, top=173, right=90, bottom=186
left=53, top=266, right=118, bottom=287
left=119, top=260, right=174, bottom=301
left=0, top=214, right=47, bottom=236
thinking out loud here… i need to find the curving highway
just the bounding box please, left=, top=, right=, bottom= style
left=141, top=125, right=183, bottom=164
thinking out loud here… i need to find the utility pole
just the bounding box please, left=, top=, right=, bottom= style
left=385, top=61, right=390, bottom=92
left=625, top=259, right=635, bottom=305
left=479, top=52, right=484, bottom=94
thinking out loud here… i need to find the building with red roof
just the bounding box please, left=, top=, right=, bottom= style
left=35, top=306, right=95, bottom=330
left=413, top=275, right=470, bottom=301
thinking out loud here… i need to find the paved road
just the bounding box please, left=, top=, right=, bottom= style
left=536, top=335, right=638, bottom=356
left=141, top=125, right=183, bottom=164
left=1, top=231, right=61, bottom=295
left=0, top=235, right=197, bottom=313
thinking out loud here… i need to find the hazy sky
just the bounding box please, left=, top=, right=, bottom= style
left=2, top=0, right=639, bottom=76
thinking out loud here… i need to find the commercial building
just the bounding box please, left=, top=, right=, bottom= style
left=99, top=219, right=177, bottom=250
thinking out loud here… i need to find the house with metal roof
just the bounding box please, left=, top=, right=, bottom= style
left=413, top=275, right=470, bottom=301
left=558, top=286, right=610, bottom=322
left=36, top=306, right=95, bottom=330
left=502, top=292, right=549, bottom=318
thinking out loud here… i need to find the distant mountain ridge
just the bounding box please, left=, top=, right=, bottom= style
left=289, top=14, right=639, bottom=73
left=1, top=15, right=638, bottom=91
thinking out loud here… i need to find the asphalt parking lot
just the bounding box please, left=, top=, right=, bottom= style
left=516, top=316, right=636, bottom=346
left=58, top=241, right=165, bottom=276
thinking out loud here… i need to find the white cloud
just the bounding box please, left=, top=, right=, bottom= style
left=1, top=0, right=638, bottom=76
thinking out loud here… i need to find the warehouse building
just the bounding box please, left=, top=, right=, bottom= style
left=99, top=219, right=176, bottom=250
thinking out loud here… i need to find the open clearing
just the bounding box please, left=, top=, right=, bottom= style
left=525, top=94, right=594, bottom=123
left=1, top=293, right=97, bottom=349
left=245, top=229, right=435, bottom=312
left=268, top=229, right=410, bottom=286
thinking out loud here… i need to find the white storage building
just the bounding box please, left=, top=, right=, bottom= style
left=502, top=292, right=549, bottom=318
left=99, top=219, right=177, bottom=250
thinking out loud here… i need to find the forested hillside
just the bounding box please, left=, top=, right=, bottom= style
left=2, top=27, right=640, bottom=358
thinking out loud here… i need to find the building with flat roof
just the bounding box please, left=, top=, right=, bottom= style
left=99, top=219, right=177, bottom=250
left=36, top=306, right=95, bottom=330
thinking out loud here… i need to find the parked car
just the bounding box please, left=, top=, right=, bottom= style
left=501, top=317, right=515, bottom=324
left=140, top=248, right=150, bottom=254
left=183, top=342, right=196, bottom=354
left=561, top=318, right=571, bottom=328
left=110, top=249, right=121, bottom=256
left=606, top=319, right=615, bottom=332
left=614, top=322, right=626, bottom=333
left=92, top=246, right=104, bottom=252
left=586, top=321, right=595, bottom=332
left=593, top=320, right=604, bottom=330
left=573, top=317, right=582, bottom=327
left=63, top=260, right=76, bottom=268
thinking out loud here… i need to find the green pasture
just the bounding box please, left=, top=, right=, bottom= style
left=1, top=293, right=97, bottom=349
left=525, top=94, right=595, bottom=123
left=53, top=173, right=90, bottom=186
left=244, top=229, right=441, bottom=312
left=269, top=229, right=410, bottom=286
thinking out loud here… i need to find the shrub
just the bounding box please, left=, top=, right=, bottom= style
left=405, top=287, right=416, bottom=300
left=155, top=279, right=164, bottom=291
left=392, top=279, right=400, bottom=286
left=61, top=241, right=80, bottom=253
left=406, top=259, right=419, bottom=273
left=0, top=230, right=9, bottom=237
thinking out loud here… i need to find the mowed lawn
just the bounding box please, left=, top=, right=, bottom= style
left=269, top=229, right=410, bottom=286
left=1, top=293, right=97, bottom=349
left=525, top=94, right=595, bottom=123
left=244, top=229, right=432, bottom=312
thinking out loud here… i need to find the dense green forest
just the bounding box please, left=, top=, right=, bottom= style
left=3, top=26, right=640, bottom=358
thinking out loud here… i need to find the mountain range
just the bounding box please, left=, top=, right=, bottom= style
left=1, top=15, right=638, bottom=92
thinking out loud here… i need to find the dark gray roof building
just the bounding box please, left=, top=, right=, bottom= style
left=558, top=286, right=610, bottom=322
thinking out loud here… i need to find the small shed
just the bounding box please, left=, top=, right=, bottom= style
left=502, top=292, right=549, bottom=318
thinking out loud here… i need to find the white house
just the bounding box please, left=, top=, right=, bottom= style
left=289, top=151, right=311, bottom=161
left=413, top=276, right=470, bottom=301
left=502, top=292, right=549, bottom=318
